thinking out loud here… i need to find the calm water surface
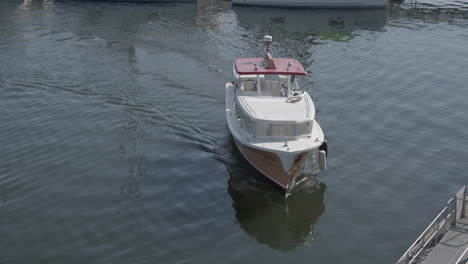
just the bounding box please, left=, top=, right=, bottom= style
left=1, top=0, right=467, bottom=263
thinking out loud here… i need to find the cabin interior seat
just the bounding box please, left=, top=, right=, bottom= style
left=262, top=80, right=282, bottom=97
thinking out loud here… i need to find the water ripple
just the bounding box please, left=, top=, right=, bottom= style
left=1, top=1, right=467, bottom=264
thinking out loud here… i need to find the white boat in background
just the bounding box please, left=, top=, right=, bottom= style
left=232, top=0, right=388, bottom=8
left=226, top=36, right=327, bottom=193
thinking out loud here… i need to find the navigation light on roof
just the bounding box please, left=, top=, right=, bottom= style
left=264, top=35, right=272, bottom=53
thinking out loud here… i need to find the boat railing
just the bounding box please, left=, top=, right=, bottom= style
left=396, top=185, right=467, bottom=264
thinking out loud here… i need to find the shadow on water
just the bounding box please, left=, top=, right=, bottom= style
left=226, top=139, right=327, bottom=252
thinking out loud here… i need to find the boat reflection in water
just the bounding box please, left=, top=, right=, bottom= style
left=197, top=0, right=232, bottom=15
left=20, top=0, right=55, bottom=11
left=232, top=6, right=388, bottom=36
left=227, top=153, right=326, bottom=251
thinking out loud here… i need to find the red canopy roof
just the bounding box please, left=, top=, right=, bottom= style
left=235, top=58, right=307, bottom=76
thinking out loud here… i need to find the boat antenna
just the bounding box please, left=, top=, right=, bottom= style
left=264, top=35, right=272, bottom=54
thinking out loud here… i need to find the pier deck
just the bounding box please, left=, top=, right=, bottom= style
left=422, top=218, right=468, bottom=264
left=396, top=186, right=467, bottom=264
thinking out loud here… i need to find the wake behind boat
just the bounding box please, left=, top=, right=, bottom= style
left=226, top=36, right=327, bottom=193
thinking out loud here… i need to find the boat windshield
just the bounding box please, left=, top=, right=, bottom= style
left=237, top=74, right=305, bottom=97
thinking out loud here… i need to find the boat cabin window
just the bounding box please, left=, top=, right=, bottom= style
left=236, top=74, right=305, bottom=97
left=256, top=121, right=312, bottom=137
left=235, top=103, right=256, bottom=134
left=236, top=75, right=264, bottom=93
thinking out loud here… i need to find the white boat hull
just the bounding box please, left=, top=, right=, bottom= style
left=232, top=0, right=388, bottom=8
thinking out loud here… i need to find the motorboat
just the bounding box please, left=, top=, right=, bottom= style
left=231, top=0, right=388, bottom=8
left=225, top=35, right=327, bottom=193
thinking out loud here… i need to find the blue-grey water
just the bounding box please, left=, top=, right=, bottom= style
left=1, top=0, right=467, bottom=263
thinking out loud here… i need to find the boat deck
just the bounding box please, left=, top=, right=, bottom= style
left=236, top=91, right=313, bottom=122
left=226, top=83, right=325, bottom=153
